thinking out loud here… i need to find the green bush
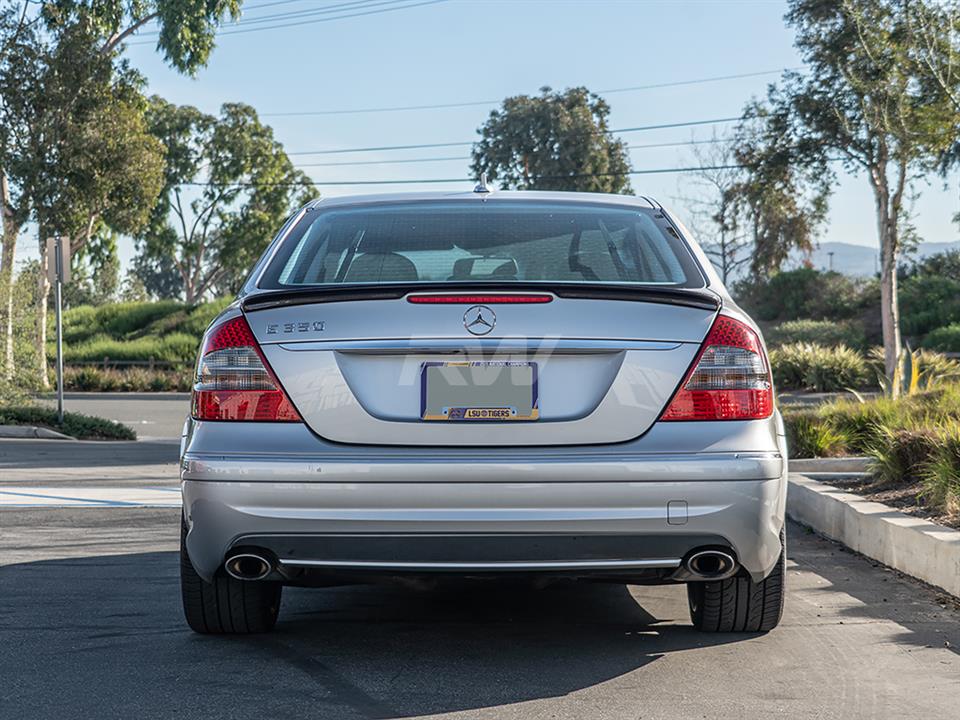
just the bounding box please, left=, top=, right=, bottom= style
left=921, top=427, right=960, bottom=515
left=734, top=268, right=877, bottom=323
left=0, top=405, right=136, bottom=440
left=767, top=319, right=867, bottom=349
left=61, top=366, right=193, bottom=392
left=770, top=343, right=868, bottom=392
left=923, top=323, right=960, bottom=352
left=867, top=426, right=941, bottom=486
left=783, top=409, right=850, bottom=458
left=899, top=275, right=960, bottom=338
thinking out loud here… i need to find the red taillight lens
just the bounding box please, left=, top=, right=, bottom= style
left=191, top=316, right=301, bottom=422
left=660, top=314, right=773, bottom=421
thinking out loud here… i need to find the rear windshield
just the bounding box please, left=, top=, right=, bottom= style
left=259, top=201, right=705, bottom=289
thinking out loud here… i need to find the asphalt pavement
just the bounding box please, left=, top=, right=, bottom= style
left=2, top=431, right=959, bottom=719
left=35, top=392, right=190, bottom=439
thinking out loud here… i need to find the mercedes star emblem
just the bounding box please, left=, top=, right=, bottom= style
left=463, top=305, right=496, bottom=335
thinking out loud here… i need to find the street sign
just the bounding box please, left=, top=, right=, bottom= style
left=46, top=237, right=70, bottom=425
left=45, top=236, right=71, bottom=284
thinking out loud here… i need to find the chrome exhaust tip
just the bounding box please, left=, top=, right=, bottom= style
left=684, top=550, right=737, bottom=580
left=224, top=552, right=273, bottom=581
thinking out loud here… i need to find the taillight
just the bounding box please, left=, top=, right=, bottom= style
left=191, top=315, right=301, bottom=422
left=660, top=314, right=773, bottom=421
left=407, top=294, right=553, bottom=304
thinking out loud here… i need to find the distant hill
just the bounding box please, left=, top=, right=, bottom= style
left=784, top=241, right=960, bottom=277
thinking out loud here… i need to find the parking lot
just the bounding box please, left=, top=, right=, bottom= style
left=1, top=412, right=958, bottom=719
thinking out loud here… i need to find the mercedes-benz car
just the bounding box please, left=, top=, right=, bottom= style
left=179, top=189, right=788, bottom=634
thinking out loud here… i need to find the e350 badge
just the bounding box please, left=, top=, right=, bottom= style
left=266, top=321, right=326, bottom=335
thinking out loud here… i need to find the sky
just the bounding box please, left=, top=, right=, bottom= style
left=15, top=0, right=960, bottom=271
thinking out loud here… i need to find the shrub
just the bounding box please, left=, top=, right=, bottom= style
left=769, top=343, right=812, bottom=390
left=784, top=381, right=960, bottom=519
left=733, top=268, right=876, bottom=323
left=783, top=410, right=850, bottom=458
left=0, top=405, right=136, bottom=440
left=899, top=275, right=960, bottom=338
left=816, top=396, right=904, bottom=451
left=866, top=426, right=941, bottom=486
left=920, top=428, right=960, bottom=516
left=766, top=319, right=867, bottom=350
left=923, top=323, right=960, bottom=353
left=61, top=366, right=193, bottom=392
left=770, top=343, right=868, bottom=392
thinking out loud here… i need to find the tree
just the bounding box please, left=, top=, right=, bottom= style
left=0, top=2, right=37, bottom=379
left=41, top=0, right=242, bottom=74
left=128, top=251, right=184, bottom=300
left=728, top=99, right=830, bottom=279
left=137, top=98, right=312, bottom=303
left=0, top=0, right=240, bottom=383
left=471, top=87, right=632, bottom=193
left=674, top=136, right=753, bottom=283
left=736, top=0, right=960, bottom=392
left=64, top=229, right=121, bottom=307
left=0, top=20, right=164, bottom=386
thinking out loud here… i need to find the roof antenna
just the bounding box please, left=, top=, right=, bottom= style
left=473, top=172, right=493, bottom=194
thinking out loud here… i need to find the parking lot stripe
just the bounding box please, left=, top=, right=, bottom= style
left=0, top=487, right=182, bottom=508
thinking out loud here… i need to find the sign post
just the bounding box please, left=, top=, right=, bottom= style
left=46, top=237, right=70, bottom=425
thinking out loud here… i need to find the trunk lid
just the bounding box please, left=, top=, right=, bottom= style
left=246, top=289, right=717, bottom=446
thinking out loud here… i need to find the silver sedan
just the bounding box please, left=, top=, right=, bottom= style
left=179, top=190, right=787, bottom=635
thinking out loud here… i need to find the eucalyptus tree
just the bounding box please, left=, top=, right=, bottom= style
left=136, top=98, right=312, bottom=303
left=471, top=87, right=632, bottom=193
left=733, top=0, right=960, bottom=393
left=41, top=0, right=242, bottom=73
left=0, top=2, right=37, bottom=378
left=0, top=21, right=164, bottom=384
left=0, top=0, right=242, bottom=384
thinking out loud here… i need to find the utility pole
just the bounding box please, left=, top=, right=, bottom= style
left=46, top=236, right=69, bottom=425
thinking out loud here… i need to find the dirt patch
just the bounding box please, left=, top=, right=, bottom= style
left=829, top=475, right=960, bottom=530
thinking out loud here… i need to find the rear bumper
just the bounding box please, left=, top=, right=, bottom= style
left=181, top=418, right=788, bottom=584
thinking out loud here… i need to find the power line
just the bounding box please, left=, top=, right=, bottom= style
left=283, top=116, right=741, bottom=156
left=291, top=137, right=732, bottom=168
left=135, top=0, right=409, bottom=36
left=224, top=0, right=405, bottom=27
left=263, top=68, right=799, bottom=117
left=128, top=0, right=448, bottom=44
left=182, top=163, right=747, bottom=188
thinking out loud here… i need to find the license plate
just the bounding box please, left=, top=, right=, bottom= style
left=420, top=361, right=539, bottom=421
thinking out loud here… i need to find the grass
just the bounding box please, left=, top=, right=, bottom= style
left=51, top=299, right=231, bottom=367
left=783, top=383, right=960, bottom=522
left=0, top=405, right=136, bottom=440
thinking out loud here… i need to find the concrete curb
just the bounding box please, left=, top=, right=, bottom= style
left=0, top=425, right=75, bottom=441
left=787, top=474, right=960, bottom=598
left=790, top=456, right=871, bottom=473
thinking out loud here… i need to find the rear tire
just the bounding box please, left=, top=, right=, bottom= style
left=687, top=528, right=785, bottom=633
left=180, top=519, right=282, bottom=634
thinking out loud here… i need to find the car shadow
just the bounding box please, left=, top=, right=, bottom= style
left=0, top=551, right=748, bottom=719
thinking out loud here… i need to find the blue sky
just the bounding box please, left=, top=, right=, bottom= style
left=18, top=0, right=960, bottom=269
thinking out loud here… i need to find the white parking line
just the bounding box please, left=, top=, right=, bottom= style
left=0, top=487, right=182, bottom=508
